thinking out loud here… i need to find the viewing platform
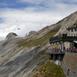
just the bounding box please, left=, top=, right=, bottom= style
left=48, top=31, right=77, bottom=65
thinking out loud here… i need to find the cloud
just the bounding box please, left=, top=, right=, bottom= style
left=18, top=0, right=77, bottom=12
left=0, top=7, right=76, bottom=38
left=19, top=0, right=77, bottom=7
left=20, top=0, right=77, bottom=3
left=0, top=0, right=77, bottom=39
left=57, top=0, right=77, bottom=5
left=0, top=9, right=64, bottom=38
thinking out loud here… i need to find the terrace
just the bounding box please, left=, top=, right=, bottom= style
left=48, top=33, right=77, bottom=65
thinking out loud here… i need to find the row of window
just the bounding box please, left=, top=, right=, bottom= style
left=67, top=32, right=77, bottom=36
left=67, top=28, right=77, bottom=32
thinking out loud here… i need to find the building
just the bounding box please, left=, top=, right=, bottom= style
left=48, top=25, right=77, bottom=65
left=61, top=23, right=77, bottom=37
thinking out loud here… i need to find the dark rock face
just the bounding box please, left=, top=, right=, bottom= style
left=6, top=32, right=18, bottom=40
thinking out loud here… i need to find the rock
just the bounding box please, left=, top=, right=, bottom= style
left=28, top=31, right=37, bottom=36
left=0, top=11, right=77, bottom=77
left=55, top=11, right=77, bottom=36
left=6, top=32, right=18, bottom=40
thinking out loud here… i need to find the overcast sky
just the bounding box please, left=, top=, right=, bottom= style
left=0, top=0, right=77, bottom=38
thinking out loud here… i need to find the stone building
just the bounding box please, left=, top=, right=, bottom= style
left=48, top=25, right=77, bottom=65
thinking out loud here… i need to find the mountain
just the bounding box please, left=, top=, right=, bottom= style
left=0, top=11, right=77, bottom=77
left=0, top=37, right=4, bottom=41
left=6, top=32, right=18, bottom=40
left=56, top=11, right=77, bottom=35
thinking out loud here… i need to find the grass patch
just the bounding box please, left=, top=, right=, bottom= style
left=18, top=30, right=57, bottom=47
left=33, top=61, right=65, bottom=77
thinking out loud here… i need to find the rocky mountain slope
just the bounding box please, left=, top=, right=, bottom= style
left=56, top=11, right=77, bottom=35
left=0, top=36, right=48, bottom=77
left=0, top=11, right=77, bottom=77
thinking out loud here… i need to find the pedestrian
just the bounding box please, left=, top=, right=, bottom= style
left=67, top=68, right=70, bottom=76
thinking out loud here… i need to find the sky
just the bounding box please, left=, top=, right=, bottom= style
left=0, top=0, right=77, bottom=39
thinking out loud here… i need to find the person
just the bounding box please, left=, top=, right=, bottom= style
left=67, top=68, right=70, bottom=76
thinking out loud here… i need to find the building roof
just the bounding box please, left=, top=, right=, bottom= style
left=67, top=26, right=77, bottom=31
left=49, top=35, right=77, bottom=44
left=49, top=36, right=61, bottom=43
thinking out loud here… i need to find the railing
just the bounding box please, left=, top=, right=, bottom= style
left=48, top=47, right=65, bottom=54
left=66, top=48, right=77, bottom=53
left=48, top=47, right=77, bottom=54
